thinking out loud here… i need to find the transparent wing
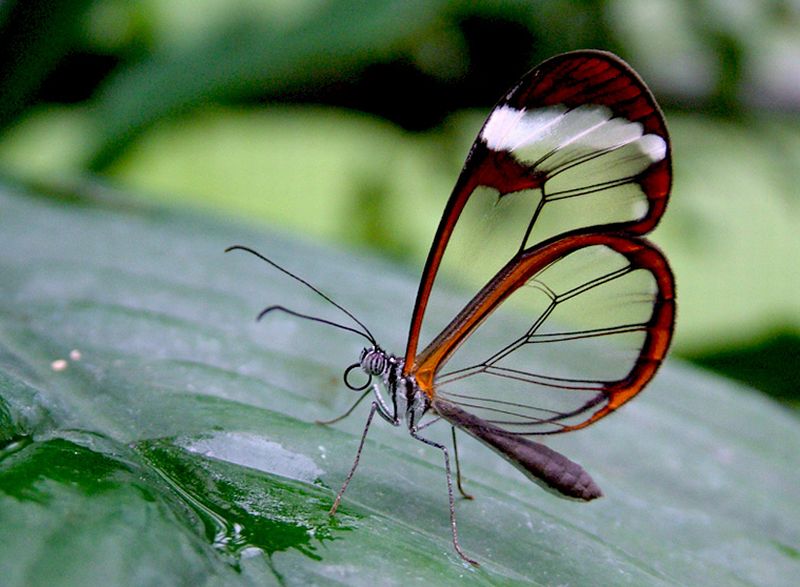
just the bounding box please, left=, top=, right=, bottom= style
left=403, top=50, right=671, bottom=370
left=417, top=235, right=675, bottom=434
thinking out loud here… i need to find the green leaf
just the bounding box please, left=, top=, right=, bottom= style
left=1, top=180, right=799, bottom=586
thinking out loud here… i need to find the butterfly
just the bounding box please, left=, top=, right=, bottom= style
left=228, top=49, right=674, bottom=566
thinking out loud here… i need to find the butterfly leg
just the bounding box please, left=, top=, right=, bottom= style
left=417, top=417, right=471, bottom=498
left=409, top=428, right=479, bottom=566
left=315, top=389, right=370, bottom=425
left=451, top=427, right=474, bottom=500
left=329, top=402, right=378, bottom=516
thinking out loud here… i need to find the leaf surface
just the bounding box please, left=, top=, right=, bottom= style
left=1, top=181, right=798, bottom=586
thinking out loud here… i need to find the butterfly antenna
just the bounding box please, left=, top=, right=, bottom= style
left=258, top=305, right=374, bottom=344
left=226, top=245, right=377, bottom=344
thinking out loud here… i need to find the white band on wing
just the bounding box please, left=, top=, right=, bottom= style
left=481, top=104, right=667, bottom=170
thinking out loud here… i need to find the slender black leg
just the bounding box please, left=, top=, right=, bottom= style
left=415, top=416, right=441, bottom=431
left=451, top=427, right=474, bottom=500
left=329, top=402, right=378, bottom=516
left=316, top=390, right=370, bottom=425
left=410, top=429, right=479, bottom=566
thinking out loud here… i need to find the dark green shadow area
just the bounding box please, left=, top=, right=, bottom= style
left=0, top=431, right=357, bottom=586
left=136, top=438, right=355, bottom=564
left=2, top=433, right=356, bottom=564
left=0, top=436, right=137, bottom=501
left=687, top=331, right=800, bottom=408
left=0, top=433, right=240, bottom=586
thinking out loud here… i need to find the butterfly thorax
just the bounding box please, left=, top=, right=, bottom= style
left=359, top=346, right=429, bottom=430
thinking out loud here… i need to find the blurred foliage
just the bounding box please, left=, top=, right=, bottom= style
left=689, top=331, right=800, bottom=408
left=0, top=0, right=798, bottom=405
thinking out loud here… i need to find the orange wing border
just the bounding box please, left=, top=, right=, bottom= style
left=414, top=233, right=675, bottom=433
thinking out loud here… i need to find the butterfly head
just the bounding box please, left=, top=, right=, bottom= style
left=342, top=345, right=405, bottom=390
left=343, top=346, right=385, bottom=391
left=359, top=346, right=389, bottom=376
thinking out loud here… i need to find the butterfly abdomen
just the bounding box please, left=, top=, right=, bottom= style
left=433, top=399, right=602, bottom=501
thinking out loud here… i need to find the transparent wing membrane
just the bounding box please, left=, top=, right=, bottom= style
left=405, top=51, right=674, bottom=436
left=411, top=167, right=657, bottom=362
left=426, top=238, right=674, bottom=434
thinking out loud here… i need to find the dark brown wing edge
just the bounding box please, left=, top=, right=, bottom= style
left=434, top=399, right=602, bottom=501
left=403, top=50, right=671, bottom=371
left=511, top=49, right=672, bottom=236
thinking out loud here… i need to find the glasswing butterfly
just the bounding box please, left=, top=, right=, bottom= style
left=229, top=49, right=674, bottom=565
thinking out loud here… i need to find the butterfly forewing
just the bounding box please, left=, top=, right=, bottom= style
left=405, top=51, right=674, bottom=433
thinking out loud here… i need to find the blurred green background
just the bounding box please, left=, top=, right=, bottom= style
left=0, top=0, right=798, bottom=406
